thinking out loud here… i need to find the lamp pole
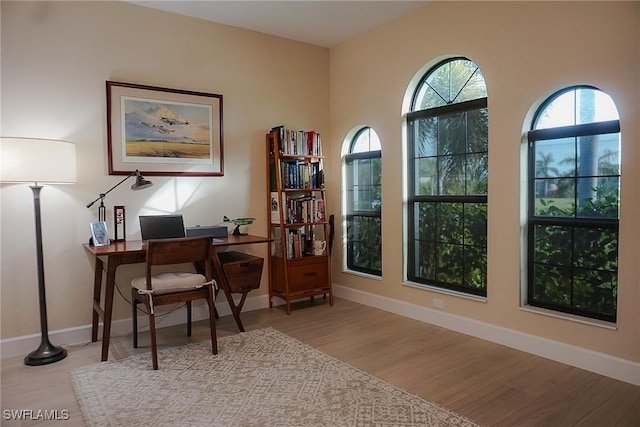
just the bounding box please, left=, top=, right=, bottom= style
left=24, top=185, right=67, bottom=365
left=1, top=137, right=77, bottom=367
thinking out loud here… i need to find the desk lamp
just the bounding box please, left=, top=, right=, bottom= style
left=86, top=170, right=153, bottom=222
left=0, top=137, right=77, bottom=365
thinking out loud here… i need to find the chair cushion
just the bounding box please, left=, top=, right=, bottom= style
left=132, top=272, right=207, bottom=295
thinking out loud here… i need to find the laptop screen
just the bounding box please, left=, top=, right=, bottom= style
left=139, top=214, right=185, bottom=242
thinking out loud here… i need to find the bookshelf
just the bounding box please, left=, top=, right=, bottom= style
left=266, top=125, right=333, bottom=314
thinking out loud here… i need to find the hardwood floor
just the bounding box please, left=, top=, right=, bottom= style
left=1, top=297, right=638, bottom=426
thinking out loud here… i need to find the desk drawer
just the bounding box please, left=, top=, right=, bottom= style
left=217, top=251, right=264, bottom=293
left=288, top=256, right=329, bottom=292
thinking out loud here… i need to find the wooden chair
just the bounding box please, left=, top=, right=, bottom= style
left=131, top=236, right=217, bottom=370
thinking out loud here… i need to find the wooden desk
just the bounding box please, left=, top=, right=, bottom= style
left=83, top=235, right=272, bottom=361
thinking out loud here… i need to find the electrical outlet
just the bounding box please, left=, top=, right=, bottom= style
left=433, top=298, right=444, bottom=309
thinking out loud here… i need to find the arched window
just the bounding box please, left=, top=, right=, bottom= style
left=527, top=86, right=620, bottom=322
left=406, top=57, right=488, bottom=296
left=344, top=127, right=382, bottom=276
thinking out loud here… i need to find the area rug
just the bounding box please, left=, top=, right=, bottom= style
left=70, top=328, right=478, bottom=427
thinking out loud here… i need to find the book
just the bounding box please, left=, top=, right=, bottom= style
left=270, top=192, right=285, bottom=223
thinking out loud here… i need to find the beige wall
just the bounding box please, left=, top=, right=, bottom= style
left=328, top=1, right=639, bottom=363
left=0, top=1, right=328, bottom=337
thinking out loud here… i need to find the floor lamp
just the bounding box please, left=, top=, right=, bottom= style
left=0, top=137, right=77, bottom=366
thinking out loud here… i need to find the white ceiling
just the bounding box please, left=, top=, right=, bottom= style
left=126, top=1, right=429, bottom=48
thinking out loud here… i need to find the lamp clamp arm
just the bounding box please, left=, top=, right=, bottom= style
left=85, top=171, right=136, bottom=209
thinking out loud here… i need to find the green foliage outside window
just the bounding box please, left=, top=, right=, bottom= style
left=347, top=215, right=382, bottom=274
left=531, top=188, right=618, bottom=319
left=414, top=202, right=487, bottom=291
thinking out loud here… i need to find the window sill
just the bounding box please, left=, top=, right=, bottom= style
left=519, top=305, right=617, bottom=330
left=342, top=269, right=383, bottom=281
left=402, top=281, right=487, bottom=303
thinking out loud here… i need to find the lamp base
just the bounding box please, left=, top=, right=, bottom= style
left=24, top=340, right=67, bottom=366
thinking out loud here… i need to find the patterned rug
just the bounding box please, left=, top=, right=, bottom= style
left=70, top=328, right=478, bottom=426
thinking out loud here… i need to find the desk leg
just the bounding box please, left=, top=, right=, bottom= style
left=221, top=285, right=245, bottom=332
left=100, top=259, right=120, bottom=361
left=211, top=253, right=245, bottom=332
left=91, top=258, right=104, bottom=342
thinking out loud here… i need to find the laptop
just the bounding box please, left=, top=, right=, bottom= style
left=139, top=214, right=186, bottom=243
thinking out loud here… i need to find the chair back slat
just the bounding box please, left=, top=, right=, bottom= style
left=146, top=236, right=212, bottom=266
left=144, top=237, right=213, bottom=289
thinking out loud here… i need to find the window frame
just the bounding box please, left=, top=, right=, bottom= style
left=526, top=86, right=620, bottom=322
left=344, top=127, right=382, bottom=276
left=406, top=58, right=488, bottom=297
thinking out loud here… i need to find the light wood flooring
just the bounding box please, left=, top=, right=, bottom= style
left=1, top=297, right=638, bottom=426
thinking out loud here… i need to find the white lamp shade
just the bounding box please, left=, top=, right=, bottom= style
left=0, top=137, right=77, bottom=184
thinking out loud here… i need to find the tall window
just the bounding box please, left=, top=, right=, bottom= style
left=527, top=86, right=620, bottom=322
left=344, top=127, right=382, bottom=276
left=406, top=57, right=488, bottom=296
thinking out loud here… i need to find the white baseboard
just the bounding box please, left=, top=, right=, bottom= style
left=3, top=286, right=638, bottom=387
left=0, top=294, right=272, bottom=360
left=333, top=284, right=640, bottom=386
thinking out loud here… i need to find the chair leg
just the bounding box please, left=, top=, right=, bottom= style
left=187, top=301, right=192, bottom=337
left=146, top=296, right=159, bottom=370
left=207, top=287, right=218, bottom=355
left=131, top=288, right=138, bottom=348
left=213, top=288, right=220, bottom=319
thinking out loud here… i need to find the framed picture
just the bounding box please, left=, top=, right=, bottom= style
left=114, top=205, right=126, bottom=241
left=90, top=221, right=110, bottom=246
left=107, top=81, right=224, bottom=176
